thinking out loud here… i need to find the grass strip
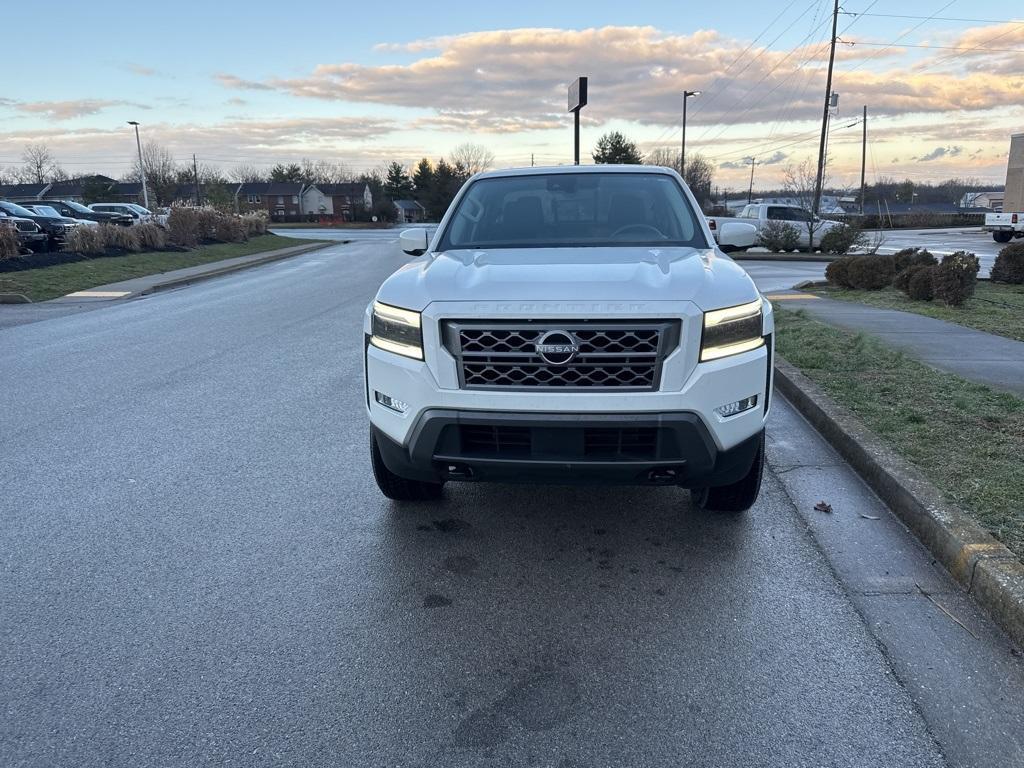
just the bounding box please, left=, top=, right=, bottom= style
left=0, top=235, right=318, bottom=302
left=812, top=282, right=1024, bottom=342
left=775, top=307, right=1024, bottom=559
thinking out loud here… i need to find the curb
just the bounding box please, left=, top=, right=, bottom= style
left=731, top=252, right=840, bottom=262
left=138, top=241, right=333, bottom=296
left=774, top=355, right=1024, bottom=649
left=0, top=293, right=31, bottom=304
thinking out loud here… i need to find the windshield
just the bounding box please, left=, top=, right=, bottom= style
left=31, top=206, right=62, bottom=218
left=438, top=172, right=708, bottom=251
left=129, top=204, right=151, bottom=214
left=0, top=201, right=39, bottom=217
left=64, top=200, right=94, bottom=214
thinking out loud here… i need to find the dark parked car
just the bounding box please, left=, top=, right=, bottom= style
left=13, top=199, right=133, bottom=226
left=0, top=209, right=49, bottom=253
left=0, top=201, right=71, bottom=251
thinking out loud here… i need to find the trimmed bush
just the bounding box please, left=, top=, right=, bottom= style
left=65, top=226, right=106, bottom=255
left=932, top=250, right=980, bottom=306
left=135, top=223, right=167, bottom=251
left=907, top=265, right=936, bottom=301
left=99, top=224, right=141, bottom=252
left=0, top=226, right=19, bottom=260
left=825, top=256, right=856, bottom=288
left=213, top=215, right=247, bottom=243
left=892, top=247, right=937, bottom=272
left=758, top=220, right=801, bottom=252
left=894, top=264, right=926, bottom=294
left=990, top=242, right=1024, bottom=284
left=846, top=254, right=895, bottom=290
left=819, top=223, right=867, bottom=255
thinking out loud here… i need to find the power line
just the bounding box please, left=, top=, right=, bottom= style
left=840, top=12, right=1024, bottom=25
left=841, top=0, right=957, bottom=75
left=841, top=40, right=1024, bottom=53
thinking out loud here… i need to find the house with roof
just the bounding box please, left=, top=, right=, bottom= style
left=301, top=182, right=372, bottom=220
left=236, top=182, right=304, bottom=221
left=0, top=182, right=51, bottom=200
left=959, top=191, right=1004, bottom=211
left=393, top=199, right=426, bottom=224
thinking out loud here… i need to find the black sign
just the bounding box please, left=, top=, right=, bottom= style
left=568, top=77, right=588, bottom=113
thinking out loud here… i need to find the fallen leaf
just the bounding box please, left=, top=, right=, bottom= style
left=859, top=514, right=880, bottom=520
left=814, top=501, right=833, bottom=514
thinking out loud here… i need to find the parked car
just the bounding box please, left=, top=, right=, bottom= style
left=0, top=209, right=49, bottom=253
left=21, top=204, right=98, bottom=229
left=984, top=132, right=1023, bottom=243
left=365, top=165, right=772, bottom=512
left=89, top=202, right=167, bottom=228
left=0, top=200, right=75, bottom=251
left=707, top=203, right=842, bottom=251
left=12, top=199, right=133, bottom=227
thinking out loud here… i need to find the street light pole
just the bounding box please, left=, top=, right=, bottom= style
left=681, top=90, right=701, bottom=179
left=127, top=121, right=149, bottom=209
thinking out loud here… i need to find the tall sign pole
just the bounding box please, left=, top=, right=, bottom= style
left=812, top=0, right=839, bottom=217
left=127, top=121, right=149, bottom=209
left=860, top=105, right=868, bottom=215
left=681, top=90, right=701, bottom=179
left=568, top=77, right=588, bottom=165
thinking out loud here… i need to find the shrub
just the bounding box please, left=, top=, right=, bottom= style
left=819, top=223, right=867, bottom=255
left=907, top=265, right=936, bottom=301
left=0, top=226, right=19, bottom=260
left=892, top=247, right=937, bottom=272
left=99, top=224, right=141, bottom=252
left=758, top=220, right=801, bottom=252
left=894, top=264, right=926, bottom=294
left=65, top=225, right=107, bottom=255
left=168, top=207, right=202, bottom=247
left=213, top=215, right=247, bottom=243
left=845, top=254, right=895, bottom=290
left=932, top=250, right=980, bottom=306
left=135, top=223, right=167, bottom=251
left=990, top=242, right=1024, bottom=284
left=825, top=256, right=856, bottom=288
left=241, top=212, right=268, bottom=237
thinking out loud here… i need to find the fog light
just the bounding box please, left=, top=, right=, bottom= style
left=715, top=395, right=758, bottom=418
left=375, top=391, right=409, bottom=413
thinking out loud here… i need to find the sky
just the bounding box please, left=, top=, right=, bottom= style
left=1, top=0, right=1022, bottom=192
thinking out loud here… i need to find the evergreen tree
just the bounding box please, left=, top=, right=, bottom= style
left=383, top=161, right=414, bottom=201
left=592, top=132, right=643, bottom=164
left=269, top=163, right=303, bottom=183
left=412, top=158, right=434, bottom=201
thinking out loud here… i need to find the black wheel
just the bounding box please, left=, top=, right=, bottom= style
left=371, top=433, right=444, bottom=502
left=690, top=430, right=765, bottom=513
left=993, top=231, right=1013, bottom=244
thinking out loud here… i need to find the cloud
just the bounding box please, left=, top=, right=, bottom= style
left=215, top=73, right=273, bottom=91
left=916, top=145, right=963, bottom=162
left=11, top=99, right=149, bottom=120
left=760, top=151, right=788, bottom=166
left=719, top=158, right=753, bottom=170
left=125, top=64, right=160, bottom=77
left=226, top=97, right=249, bottom=106
left=211, top=24, right=1024, bottom=135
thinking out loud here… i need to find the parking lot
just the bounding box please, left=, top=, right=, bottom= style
left=2, top=237, right=1022, bottom=767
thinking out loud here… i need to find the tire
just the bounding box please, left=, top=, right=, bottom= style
left=370, top=433, right=444, bottom=502
left=690, top=430, right=765, bottom=513
left=993, top=231, right=1013, bottom=243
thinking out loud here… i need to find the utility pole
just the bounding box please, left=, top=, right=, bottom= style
left=860, top=105, right=867, bottom=215
left=127, top=121, right=149, bottom=209
left=681, top=90, right=701, bottom=179
left=568, top=77, right=588, bottom=165
left=531, top=153, right=534, bottom=167
left=193, top=154, right=201, bottom=207
left=812, top=0, right=839, bottom=217
left=747, top=158, right=757, bottom=203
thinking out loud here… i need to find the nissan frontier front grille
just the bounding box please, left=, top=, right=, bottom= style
left=442, top=320, right=679, bottom=390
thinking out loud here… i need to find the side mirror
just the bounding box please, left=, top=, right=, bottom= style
left=717, top=221, right=758, bottom=252
left=400, top=228, right=429, bottom=256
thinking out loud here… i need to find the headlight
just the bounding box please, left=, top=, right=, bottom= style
left=700, top=298, right=765, bottom=361
left=54, top=225, right=65, bottom=234
left=371, top=301, right=423, bottom=360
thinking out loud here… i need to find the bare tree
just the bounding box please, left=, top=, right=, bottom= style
left=19, top=143, right=64, bottom=184
left=783, top=160, right=829, bottom=252
left=228, top=164, right=267, bottom=183
left=125, top=140, right=180, bottom=204
left=300, top=157, right=352, bottom=185
left=645, top=147, right=679, bottom=169
left=684, top=154, right=714, bottom=207
left=449, top=143, right=495, bottom=176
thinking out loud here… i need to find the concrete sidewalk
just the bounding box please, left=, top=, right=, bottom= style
left=49, top=240, right=333, bottom=303
left=769, top=293, right=1024, bottom=397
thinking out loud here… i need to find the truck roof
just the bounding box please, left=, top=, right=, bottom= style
left=473, top=164, right=679, bottom=180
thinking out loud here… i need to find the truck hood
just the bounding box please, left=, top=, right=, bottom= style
left=376, top=247, right=759, bottom=311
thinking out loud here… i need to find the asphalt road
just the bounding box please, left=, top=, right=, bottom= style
left=2, top=239, right=1022, bottom=767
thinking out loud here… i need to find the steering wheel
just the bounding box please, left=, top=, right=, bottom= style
left=610, top=223, right=666, bottom=239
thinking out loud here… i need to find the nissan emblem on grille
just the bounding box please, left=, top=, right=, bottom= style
left=534, top=330, right=580, bottom=365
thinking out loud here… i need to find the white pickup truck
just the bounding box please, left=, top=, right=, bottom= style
left=985, top=212, right=1023, bottom=243
left=364, top=164, right=773, bottom=512
left=707, top=203, right=842, bottom=251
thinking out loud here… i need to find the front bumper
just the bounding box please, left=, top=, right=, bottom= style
left=372, top=411, right=763, bottom=488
